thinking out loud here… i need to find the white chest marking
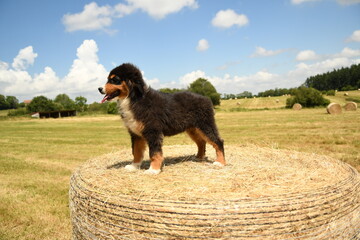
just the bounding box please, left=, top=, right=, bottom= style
left=118, top=98, right=143, bottom=136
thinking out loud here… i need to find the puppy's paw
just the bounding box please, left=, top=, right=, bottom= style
left=213, top=161, right=225, bottom=167
left=124, top=163, right=141, bottom=172
left=144, top=167, right=161, bottom=175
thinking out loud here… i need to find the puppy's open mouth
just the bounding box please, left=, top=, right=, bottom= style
left=101, top=90, right=121, bottom=103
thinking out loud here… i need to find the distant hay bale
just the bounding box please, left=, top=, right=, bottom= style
left=344, top=102, right=357, bottom=111
left=327, top=103, right=342, bottom=114
left=70, top=145, right=360, bottom=240
left=292, top=103, right=302, bottom=110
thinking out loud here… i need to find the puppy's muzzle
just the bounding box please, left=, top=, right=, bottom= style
left=98, top=87, right=105, bottom=94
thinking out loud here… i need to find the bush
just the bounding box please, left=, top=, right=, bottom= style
left=107, top=102, right=118, bottom=114
left=325, top=90, right=336, bottom=96
left=7, top=108, right=28, bottom=117
left=286, top=87, right=330, bottom=108
left=188, top=78, right=221, bottom=106
left=54, top=94, right=76, bottom=110
left=26, top=96, right=57, bottom=113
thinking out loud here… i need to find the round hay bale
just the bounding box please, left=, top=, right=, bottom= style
left=344, top=102, right=357, bottom=111
left=327, top=103, right=342, bottom=114
left=292, top=103, right=302, bottom=110
left=70, top=145, right=360, bottom=240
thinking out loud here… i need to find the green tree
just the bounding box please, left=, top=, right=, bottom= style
left=75, top=96, right=88, bottom=112
left=0, top=94, right=9, bottom=110
left=286, top=87, right=330, bottom=108
left=188, top=78, right=221, bottom=106
left=5, top=96, right=19, bottom=109
left=54, top=94, right=76, bottom=110
left=26, top=96, right=56, bottom=113
left=304, top=63, right=360, bottom=91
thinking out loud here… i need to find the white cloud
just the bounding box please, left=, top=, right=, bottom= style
left=337, top=47, right=360, bottom=58
left=2, top=41, right=359, bottom=102
left=62, top=2, right=113, bottom=32
left=179, top=70, right=207, bottom=86
left=251, top=47, right=286, bottom=58
left=0, top=40, right=108, bottom=101
left=176, top=46, right=360, bottom=95
left=336, top=0, right=360, bottom=5
left=63, top=40, right=108, bottom=93
left=196, top=39, right=209, bottom=52
left=211, top=9, right=249, bottom=29
left=63, top=1, right=198, bottom=32
left=296, top=50, right=319, bottom=61
left=125, top=0, right=198, bottom=19
left=12, top=46, right=38, bottom=70
left=177, top=69, right=280, bottom=94
left=346, top=30, right=360, bottom=42
left=291, top=0, right=320, bottom=4
left=113, top=3, right=136, bottom=17
left=289, top=57, right=360, bottom=82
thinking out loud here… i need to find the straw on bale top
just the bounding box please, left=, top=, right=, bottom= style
left=344, top=101, right=357, bottom=111
left=70, top=145, right=360, bottom=239
left=327, top=102, right=342, bottom=114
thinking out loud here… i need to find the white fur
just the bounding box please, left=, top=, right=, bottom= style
left=118, top=98, right=143, bottom=136
left=144, top=166, right=161, bottom=175
left=124, top=162, right=141, bottom=171
left=213, top=161, right=224, bottom=167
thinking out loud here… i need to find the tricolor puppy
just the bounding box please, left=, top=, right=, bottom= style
left=98, top=63, right=225, bottom=174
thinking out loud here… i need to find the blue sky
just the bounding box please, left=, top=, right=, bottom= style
left=0, top=0, right=359, bottom=103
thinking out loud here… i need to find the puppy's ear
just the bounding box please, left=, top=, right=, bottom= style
left=127, top=81, right=144, bottom=100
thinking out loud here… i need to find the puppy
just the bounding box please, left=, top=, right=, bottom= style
left=99, top=63, right=225, bottom=174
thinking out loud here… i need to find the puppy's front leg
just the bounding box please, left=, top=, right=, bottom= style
left=125, top=134, right=146, bottom=171
left=144, top=132, right=163, bottom=175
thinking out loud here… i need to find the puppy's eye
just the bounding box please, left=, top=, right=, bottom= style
left=109, top=76, right=123, bottom=85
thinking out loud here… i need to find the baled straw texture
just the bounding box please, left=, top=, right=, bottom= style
left=344, top=102, right=357, bottom=111
left=70, top=145, right=360, bottom=240
left=326, top=103, right=342, bottom=114
left=292, top=103, right=302, bottom=110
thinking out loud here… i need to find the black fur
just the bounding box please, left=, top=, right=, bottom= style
left=103, top=63, right=225, bottom=171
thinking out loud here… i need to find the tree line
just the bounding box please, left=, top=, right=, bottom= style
left=3, top=78, right=223, bottom=117
left=3, top=64, right=360, bottom=116
left=3, top=94, right=121, bottom=117
left=304, top=63, right=360, bottom=91
left=0, top=95, right=21, bottom=110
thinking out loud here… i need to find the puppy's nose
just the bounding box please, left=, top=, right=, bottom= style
left=98, top=87, right=104, bottom=94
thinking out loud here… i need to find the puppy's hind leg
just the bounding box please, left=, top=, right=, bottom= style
left=198, top=126, right=225, bottom=167
left=186, top=128, right=206, bottom=159
left=125, top=134, right=146, bottom=172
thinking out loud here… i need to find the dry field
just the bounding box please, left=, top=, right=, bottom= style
left=0, top=94, right=359, bottom=239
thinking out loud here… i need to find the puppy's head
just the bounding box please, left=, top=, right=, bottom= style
left=99, top=63, right=145, bottom=103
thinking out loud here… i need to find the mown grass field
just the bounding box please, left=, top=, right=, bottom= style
left=0, top=91, right=359, bottom=240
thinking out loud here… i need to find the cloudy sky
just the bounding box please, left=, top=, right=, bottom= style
left=0, top=0, right=359, bottom=103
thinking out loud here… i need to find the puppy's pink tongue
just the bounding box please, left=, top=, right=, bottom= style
left=101, top=95, right=109, bottom=103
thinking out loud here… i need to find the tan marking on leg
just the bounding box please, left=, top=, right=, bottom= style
left=186, top=128, right=206, bottom=159
left=133, top=137, right=146, bottom=164
left=150, top=152, right=163, bottom=170
left=194, top=128, right=226, bottom=166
